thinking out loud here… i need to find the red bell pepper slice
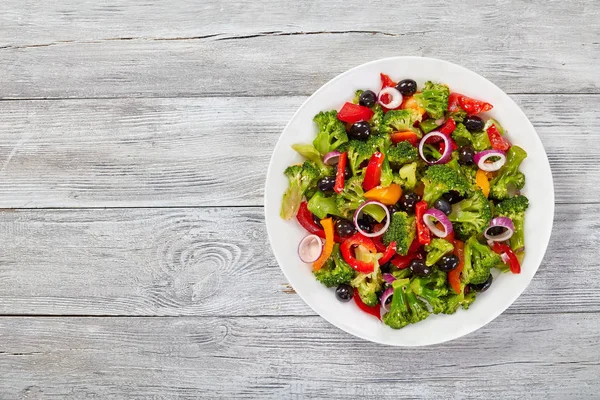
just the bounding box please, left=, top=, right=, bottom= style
left=363, top=152, right=385, bottom=191
left=458, top=94, right=493, bottom=115
left=390, top=254, right=414, bottom=269
left=390, top=131, right=419, bottom=146
left=408, top=237, right=422, bottom=254
left=371, top=226, right=388, bottom=253
left=448, top=239, right=464, bottom=294
left=353, top=288, right=381, bottom=320
left=296, top=202, right=342, bottom=243
left=334, top=152, right=347, bottom=194
left=378, top=242, right=397, bottom=265
left=438, top=118, right=456, bottom=135
left=380, top=73, right=396, bottom=89
left=340, top=233, right=378, bottom=273
left=448, top=92, right=462, bottom=112
left=337, top=102, right=374, bottom=124
left=486, top=124, right=511, bottom=152
left=491, top=243, right=521, bottom=274
left=439, top=136, right=458, bottom=155
left=415, top=200, right=431, bottom=245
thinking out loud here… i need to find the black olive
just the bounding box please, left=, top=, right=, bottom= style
left=359, top=90, right=377, bottom=107
left=396, top=79, right=417, bottom=96
left=335, top=219, right=356, bottom=238
left=458, top=145, right=475, bottom=165
left=399, top=192, right=420, bottom=213
left=388, top=204, right=401, bottom=215
left=312, top=213, right=323, bottom=228
left=344, top=163, right=352, bottom=179
left=437, top=254, right=460, bottom=272
left=348, top=121, right=372, bottom=140
left=335, top=284, right=354, bottom=302
left=469, top=275, right=493, bottom=292
left=443, top=191, right=464, bottom=204
left=317, top=176, right=336, bottom=193
left=379, top=263, right=391, bottom=274
left=486, top=226, right=506, bottom=237
left=434, top=198, right=452, bottom=216
left=464, top=116, right=485, bottom=132
left=357, top=216, right=374, bottom=233
left=409, top=259, right=431, bottom=277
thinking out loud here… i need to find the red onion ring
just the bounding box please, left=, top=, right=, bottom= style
left=378, top=87, right=403, bottom=109
left=418, top=131, right=453, bottom=165
left=422, top=208, right=454, bottom=238
left=484, top=217, right=515, bottom=242
left=353, top=200, right=390, bottom=238
left=474, top=149, right=506, bottom=172
left=381, top=287, right=394, bottom=312
left=323, top=151, right=341, bottom=166
left=297, top=234, right=323, bottom=263
left=382, top=273, right=396, bottom=284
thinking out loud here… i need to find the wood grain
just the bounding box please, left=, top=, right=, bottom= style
left=1, top=0, right=598, bottom=98
left=0, top=205, right=597, bottom=317
left=0, top=95, right=596, bottom=208
left=0, top=314, right=598, bottom=398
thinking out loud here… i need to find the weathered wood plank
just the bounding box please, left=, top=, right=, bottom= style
left=0, top=314, right=598, bottom=398
left=1, top=0, right=598, bottom=98
left=0, top=205, right=597, bottom=316
left=0, top=95, right=596, bottom=208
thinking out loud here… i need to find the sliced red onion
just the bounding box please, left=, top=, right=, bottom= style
left=353, top=200, right=390, bottom=238
left=323, top=150, right=341, bottom=166
left=484, top=217, right=515, bottom=242
left=382, top=273, right=396, bottom=284
left=381, top=287, right=394, bottom=312
left=297, top=234, right=323, bottom=263
left=378, top=87, right=403, bottom=109
left=422, top=208, right=454, bottom=238
left=418, top=131, right=453, bottom=165
left=474, top=149, right=506, bottom=172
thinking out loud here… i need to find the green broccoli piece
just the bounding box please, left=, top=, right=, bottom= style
left=393, top=162, right=418, bottom=190
left=382, top=278, right=412, bottom=329
left=335, top=176, right=365, bottom=218
left=382, top=211, right=416, bottom=255
left=489, top=146, right=527, bottom=200
left=447, top=107, right=467, bottom=123
left=495, top=195, right=529, bottom=251
left=446, top=151, right=478, bottom=190
left=380, top=157, right=394, bottom=187
left=447, top=190, right=492, bottom=239
left=464, top=236, right=501, bottom=285
left=369, top=104, right=385, bottom=134
left=312, top=110, right=349, bottom=155
left=405, top=288, right=431, bottom=324
left=366, top=132, right=392, bottom=154
left=353, top=89, right=364, bottom=104
left=414, top=81, right=450, bottom=119
left=291, top=143, right=334, bottom=176
left=387, top=141, right=418, bottom=168
left=424, top=239, right=454, bottom=267
left=451, top=123, right=473, bottom=147
left=350, top=246, right=384, bottom=306
left=307, top=191, right=343, bottom=219
left=410, top=272, right=450, bottom=314
left=421, top=164, right=470, bottom=205
left=380, top=109, right=422, bottom=135
left=313, top=244, right=354, bottom=287
left=339, top=140, right=372, bottom=176
left=280, top=161, right=321, bottom=220
left=471, top=130, right=492, bottom=151
left=440, top=289, right=477, bottom=314
left=419, top=119, right=439, bottom=134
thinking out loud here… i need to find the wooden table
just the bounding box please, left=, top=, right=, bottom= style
left=1, top=1, right=598, bottom=398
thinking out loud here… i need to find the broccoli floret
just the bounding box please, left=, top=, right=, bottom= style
left=312, top=110, right=349, bottom=155
left=366, top=133, right=392, bottom=154
left=387, top=141, right=418, bottom=168
left=380, top=109, right=422, bottom=135
left=335, top=176, right=365, bottom=218
left=471, top=130, right=492, bottom=151
left=369, top=104, right=385, bottom=134
left=380, top=157, right=394, bottom=187
left=382, top=278, right=412, bottom=329
left=393, top=162, right=418, bottom=190
left=350, top=246, right=384, bottom=306
left=382, top=211, right=416, bottom=255
left=313, top=244, right=354, bottom=287
left=489, top=146, right=527, bottom=200
left=414, top=81, right=450, bottom=119
left=280, top=161, right=321, bottom=220
left=410, top=272, right=450, bottom=314
left=307, top=191, right=343, bottom=219
left=405, top=288, right=431, bottom=324
left=447, top=190, right=492, bottom=239
left=440, top=289, right=477, bottom=314
left=451, top=123, right=473, bottom=147
left=291, top=143, right=334, bottom=176
left=339, top=140, right=372, bottom=176
left=464, top=236, right=501, bottom=285
left=353, top=89, right=364, bottom=104
left=424, top=239, right=454, bottom=267
left=421, top=164, right=470, bottom=205
left=446, top=152, right=478, bottom=190
left=496, top=195, right=529, bottom=251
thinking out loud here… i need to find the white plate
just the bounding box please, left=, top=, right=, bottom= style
left=264, top=56, right=554, bottom=346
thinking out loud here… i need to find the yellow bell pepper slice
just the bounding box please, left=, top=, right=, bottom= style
left=476, top=169, right=490, bottom=198
left=313, top=218, right=334, bottom=271
left=364, top=184, right=403, bottom=206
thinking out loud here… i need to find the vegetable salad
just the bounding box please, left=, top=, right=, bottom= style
left=281, top=73, right=528, bottom=329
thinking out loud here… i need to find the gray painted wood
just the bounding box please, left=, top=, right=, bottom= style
left=0, top=314, right=598, bottom=399
left=0, top=95, right=597, bottom=207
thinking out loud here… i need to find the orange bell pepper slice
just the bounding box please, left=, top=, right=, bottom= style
left=390, top=131, right=419, bottom=146
left=448, top=240, right=465, bottom=294
left=312, top=218, right=334, bottom=271
left=364, top=184, right=402, bottom=206
left=401, top=95, right=426, bottom=116
left=475, top=168, right=490, bottom=197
